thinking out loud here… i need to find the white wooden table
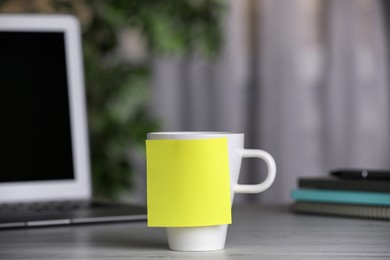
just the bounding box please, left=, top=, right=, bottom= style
left=0, top=205, right=389, bottom=259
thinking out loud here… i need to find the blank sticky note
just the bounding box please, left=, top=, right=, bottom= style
left=146, top=138, right=231, bottom=227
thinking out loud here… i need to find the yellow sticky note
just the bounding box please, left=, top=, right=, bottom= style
left=146, top=138, right=231, bottom=227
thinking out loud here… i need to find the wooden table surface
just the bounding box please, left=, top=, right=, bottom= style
left=0, top=205, right=389, bottom=259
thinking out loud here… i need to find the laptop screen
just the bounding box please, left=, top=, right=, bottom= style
left=0, top=31, right=75, bottom=183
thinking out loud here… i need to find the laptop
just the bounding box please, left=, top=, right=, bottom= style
left=0, top=14, right=146, bottom=229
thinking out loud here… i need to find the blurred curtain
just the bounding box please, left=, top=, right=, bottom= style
left=149, top=0, right=390, bottom=204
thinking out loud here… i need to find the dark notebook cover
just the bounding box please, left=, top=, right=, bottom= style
left=291, top=201, right=390, bottom=221
left=298, top=177, right=390, bottom=193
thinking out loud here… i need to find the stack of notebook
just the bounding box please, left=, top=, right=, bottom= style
left=291, top=170, right=390, bottom=220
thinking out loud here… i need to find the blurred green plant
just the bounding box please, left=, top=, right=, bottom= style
left=0, top=0, right=223, bottom=199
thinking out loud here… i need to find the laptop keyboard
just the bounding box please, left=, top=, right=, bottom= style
left=0, top=200, right=146, bottom=228
left=0, top=201, right=115, bottom=215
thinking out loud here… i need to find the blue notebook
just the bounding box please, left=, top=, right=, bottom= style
left=291, top=189, right=390, bottom=206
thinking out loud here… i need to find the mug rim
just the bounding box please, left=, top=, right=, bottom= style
left=148, top=131, right=243, bottom=136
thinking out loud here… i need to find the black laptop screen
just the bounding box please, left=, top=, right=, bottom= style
left=0, top=31, right=75, bottom=182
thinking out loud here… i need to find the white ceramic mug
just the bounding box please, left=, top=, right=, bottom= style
left=147, top=132, right=276, bottom=251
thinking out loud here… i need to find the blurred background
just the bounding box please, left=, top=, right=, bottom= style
left=1, top=0, right=390, bottom=205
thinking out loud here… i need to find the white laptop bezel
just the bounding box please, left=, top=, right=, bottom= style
left=0, top=14, right=91, bottom=202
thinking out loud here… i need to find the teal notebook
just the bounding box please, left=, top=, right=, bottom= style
left=291, top=189, right=390, bottom=206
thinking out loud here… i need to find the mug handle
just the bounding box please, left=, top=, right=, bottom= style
left=234, top=149, right=276, bottom=193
